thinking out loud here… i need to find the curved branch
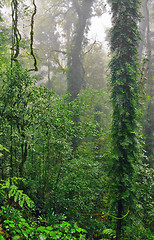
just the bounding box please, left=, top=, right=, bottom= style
left=83, top=40, right=96, bottom=55
left=29, top=0, right=38, bottom=71
left=11, top=0, right=21, bottom=63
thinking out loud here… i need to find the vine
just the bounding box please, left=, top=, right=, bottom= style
left=11, top=0, right=21, bottom=64
left=109, top=0, right=141, bottom=239
left=91, top=207, right=130, bottom=220
left=29, top=0, right=38, bottom=71
left=11, top=0, right=38, bottom=71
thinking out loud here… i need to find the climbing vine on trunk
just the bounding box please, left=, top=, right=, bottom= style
left=29, top=0, right=38, bottom=71
left=109, top=0, right=141, bottom=239
left=11, top=0, right=38, bottom=71
left=11, top=0, right=21, bottom=63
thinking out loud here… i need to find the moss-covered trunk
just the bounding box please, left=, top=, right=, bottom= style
left=109, top=0, right=141, bottom=238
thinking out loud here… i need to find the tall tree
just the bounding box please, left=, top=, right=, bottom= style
left=66, top=0, right=97, bottom=151
left=109, top=0, right=141, bottom=239
left=33, top=0, right=107, bottom=95
left=67, top=0, right=94, bottom=101
left=138, top=0, right=149, bottom=62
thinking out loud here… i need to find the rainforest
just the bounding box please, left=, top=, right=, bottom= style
left=0, top=0, right=153, bottom=239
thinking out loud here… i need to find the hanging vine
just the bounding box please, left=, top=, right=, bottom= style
left=11, top=0, right=21, bottom=64
left=11, top=0, right=38, bottom=71
left=29, top=0, right=38, bottom=71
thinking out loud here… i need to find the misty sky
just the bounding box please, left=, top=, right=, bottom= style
left=89, top=12, right=112, bottom=48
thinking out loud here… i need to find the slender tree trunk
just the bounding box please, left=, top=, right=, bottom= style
left=19, top=141, right=27, bottom=178
left=116, top=199, right=123, bottom=240
left=10, top=123, right=13, bottom=183
left=138, top=0, right=149, bottom=61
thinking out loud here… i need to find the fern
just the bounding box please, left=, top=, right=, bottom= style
left=8, top=185, right=18, bottom=198
left=1, top=180, right=35, bottom=209
left=14, top=190, right=20, bottom=202
left=0, top=144, right=9, bottom=158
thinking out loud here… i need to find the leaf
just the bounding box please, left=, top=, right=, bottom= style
left=102, top=228, right=115, bottom=236
left=0, top=144, right=9, bottom=152
left=74, top=223, right=87, bottom=233
left=18, top=191, right=23, bottom=205
left=49, top=231, right=60, bottom=238
left=22, top=222, right=30, bottom=228
left=20, top=218, right=26, bottom=222
left=9, top=186, right=17, bottom=198
left=61, top=221, right=71, bottom=227
left=4, top=220, right=14, bottom=224
left=23, top=194, right=35, bottom=208
left=39, top=234, right=47, bottom=240
left=19, top=195, right=25, bottom=208
left=0, top=236, right=6, bottom=240
left=9, top=223, right=15, bottom=228
left=14, top=190, right=20, bottom=202
left=37, top=226, right=46, bottom=232
left=46, top=226, right=53, bottom=231
left=12, top=236, right=21, bottom=240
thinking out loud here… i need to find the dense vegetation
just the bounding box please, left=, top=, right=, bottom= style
left=0, top=0, right=153, bottom=239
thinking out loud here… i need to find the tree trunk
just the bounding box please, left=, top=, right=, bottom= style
left=19, top=141, right=27, bottom=178
left=67, top=0, right=93, bottom=101
left=116, top=199, right=123, bottom=240
left=109, top=0, right=141, bottom=237
left=138, top=0, right=149, bottom=61
left=67, top=0, right=94, bottom=151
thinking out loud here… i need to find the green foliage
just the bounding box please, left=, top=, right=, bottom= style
left=0, top=60, right=152, bottom=239
left=0, top=1, right=153, bottom=237
left=0, top=20, right=10, bottom=72
left=102, top=228, right=116, bottom=239
left=0, top=64, right=112, bottom=238
left=0, top=180, right=35, bottom=209
left=134, top=163, right=154, bottom=237
left=0, top=144, right=9, bottom=158
left=0, top=182, right=87, bottom=240
left=0, top=237, right=5, bottom=240
left=109, top=0, right=141, bottom=183
left=1, top=206, right=87, bottom=240
left=109, top=0, right=144, bottom=238
left=35, top=221, right=87, bottom=240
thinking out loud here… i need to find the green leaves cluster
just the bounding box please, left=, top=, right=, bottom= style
left=1, top=205, right=87, bottom=240
left=0, top=15, right=10, bottom=72
left=0, top=64, right=112, bottom=238
left=0, top=1, right=153, bottom=239
left=0, top=181, right=87, bottom=239
left=109, top=0, right=141, bottom=191
left=2, top=217, right=87, bottom=240
left=1, top=180, right=34, bottom=208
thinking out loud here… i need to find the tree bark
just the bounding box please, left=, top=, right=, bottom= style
left=138, top=0, right=149, bottom=61
left=116, top=199, right=123, bottom=240
left=19, top=141, right=27, bottom=178
left=109, top=0, right=141, bottom=238
left=67, top=0, right=93, bottom=101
